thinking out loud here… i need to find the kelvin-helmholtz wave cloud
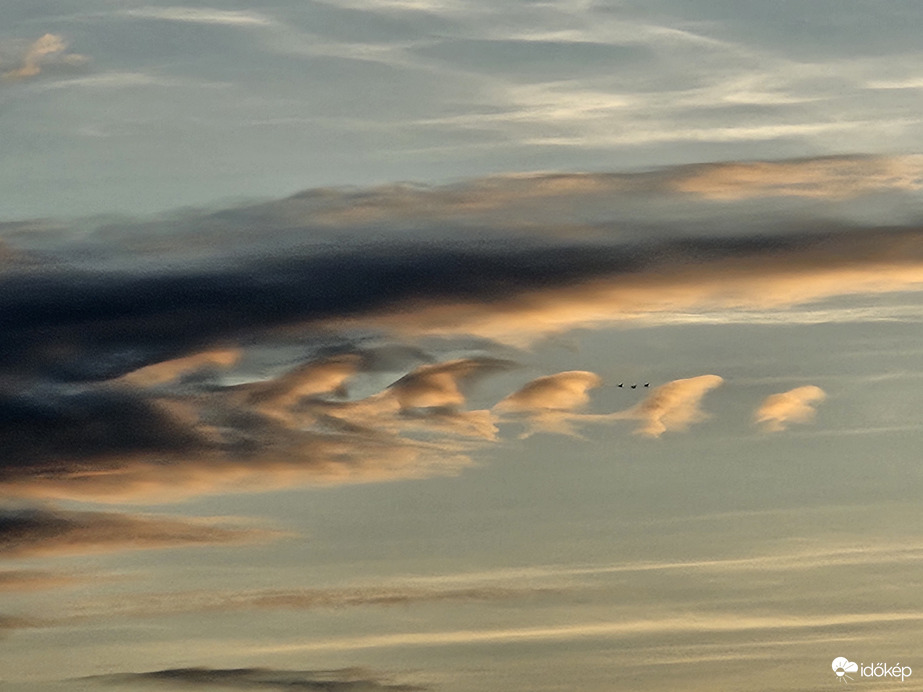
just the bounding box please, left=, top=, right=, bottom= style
left=0, top=155, right=921, bottom=504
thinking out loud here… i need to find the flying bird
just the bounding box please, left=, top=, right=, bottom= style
left=644, top=383, right=650, bottom=387
left=630, top=384, right=637, bottom=389
left=618, top=383, right=623, bottom=388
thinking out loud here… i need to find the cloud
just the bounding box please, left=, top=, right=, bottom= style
left=0, top=365, right=485, bottom=503
left=119, top=348, right=242, bottom=387
left=0, top=570, right=79, bottom=591
left=227, top=355, right=361, bottom=424
left=0, top=509, right=276, bottom=558
left=119, top=7, right=275, bottom=27
left=4, top=159, right=923, bottom=380
left=495, top=371, right=601, bottom=436
left=496, top=371, right=601, bottom=412
left=671, top=155, right=923, bottom=200
left=0, top=614, right=37, bottom=635
left=7, top=225, right=922, bottom=382
left=0, top=158, right=921, bottom=501
left=610, top=375, right=725, bottom=438
left=388, top=358, right=512, bottom=410
left=1, top=34, right=88, bottom=83
left=355, top=230, right=923, bottom=343
left=85, top=667, right=425, bottom=691
left=0, top=385, right=206, bottom=467
left=179, top=156, right=923, bottom=237
left=494, top=372, right=723, bottom=438
left=0, top=424, right=475, bottom=504
left=294, top=357, right=510, bottom=444
left=254, top=611, right=923, bottom=654
left=754, top=385, right=827, bottom=432
left=71, top=583, right=554, bottom=620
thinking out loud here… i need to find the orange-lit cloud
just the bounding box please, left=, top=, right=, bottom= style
left=243, top=156, right=923, bottom=232
left=233, top=354, right=360, bottom=422
left=496, top=371, right=601, bottom=412
left=609, top=375, right=725, bottom=437
left=295, top=357, right=509, bottom=442
left=0, top=430, right=475, bottom=504
left=0, top=357, right=504, bottom=503
left=495, top=371, right=602, bottom=436
left=495, top=373, right=722, bottom=439
left=754, top=385, right=827, bottom=432
left=1, top=34, right=87, bottom=82
left=388, top=358, right=510, bottom=410
left=671, top=155, right=923, bottom=200
left=3, top=159, right=922, bottom=504
left=119, top=348, right=241, bottom=387
left=354, top=237, right=923, bottom=343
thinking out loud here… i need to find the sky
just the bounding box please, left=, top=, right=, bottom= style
left=1, top=2, right=923, bottom=692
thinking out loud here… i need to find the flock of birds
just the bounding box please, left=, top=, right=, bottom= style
left=618, top=383, right=650, bottom=389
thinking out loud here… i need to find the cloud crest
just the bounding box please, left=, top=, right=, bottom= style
left=614, top=375, right=725, bottom=437
left=754, top=386, right=827, bottom=432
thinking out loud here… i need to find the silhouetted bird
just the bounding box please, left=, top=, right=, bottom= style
left=644, top=383, right=650, bottom=387
left=630, top=384, right=637, bottom=389
left=618, top=383, right=623, bottom=388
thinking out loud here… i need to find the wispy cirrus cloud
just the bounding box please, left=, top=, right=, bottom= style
left=118, top=7, right=275, bottom=27
left=70, top=582, right=555, bottom=621
left=254, top=611, right=923, bottom=654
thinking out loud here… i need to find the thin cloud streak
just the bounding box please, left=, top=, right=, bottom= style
left=257, top=611, right=923, bottom=654
left=0, top=570, right=79, bottom=591
left=0, top=509, right=279, bottom=558
left=396, top=542, right=923, bottom=588
left=119, top=7, right=275, bottom=26
left=86, top=667, right=426, bottom=691
left=68, top=583, right=556, bottom=620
